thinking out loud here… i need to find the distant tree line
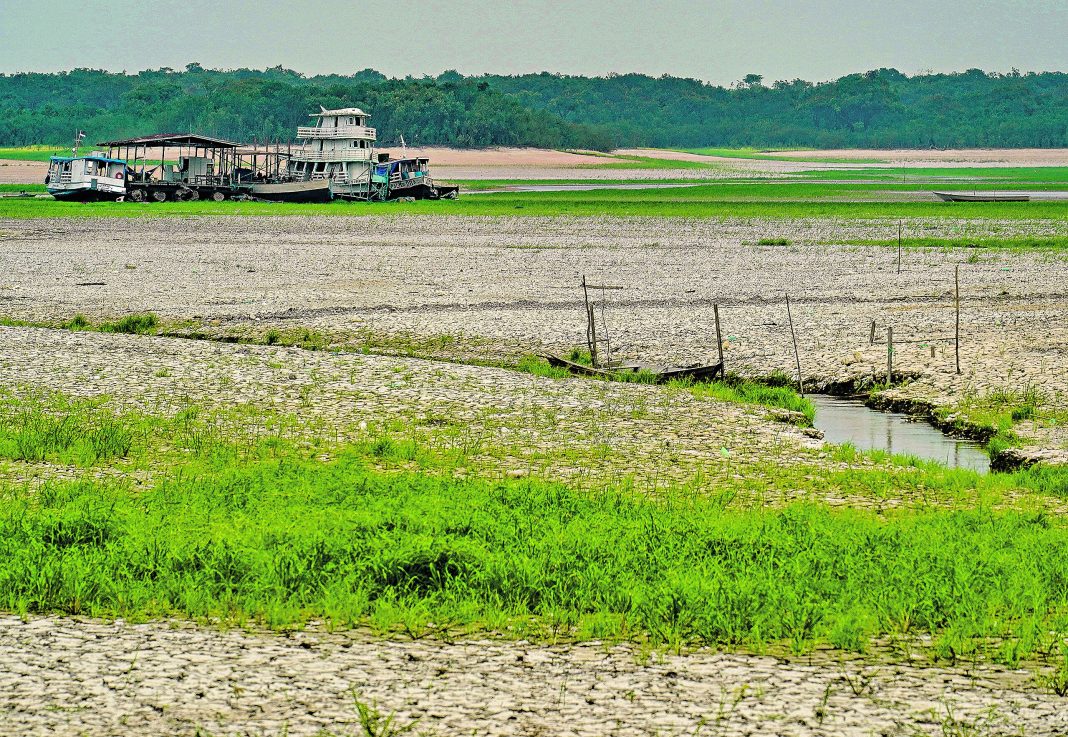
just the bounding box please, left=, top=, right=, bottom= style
left=1, top=64, right=1066, bottom=149
left=0, top=64, right=613, bottom=150
left=482, top=68, right=1068, bottom=148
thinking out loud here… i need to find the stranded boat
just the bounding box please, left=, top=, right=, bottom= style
left=45, top=133, right=127, bottom=201
left=286, top=106, right=458, bottom=201
left=934, top=191, right=1030, bottom=202
left=51, top=105, right=458, bottom=204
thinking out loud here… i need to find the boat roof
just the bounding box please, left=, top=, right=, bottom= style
left=96, top=132, right=241, bottom=149
left=311, top=107, right=368, bottom=117
left=50, top=154, right=125, bottom=164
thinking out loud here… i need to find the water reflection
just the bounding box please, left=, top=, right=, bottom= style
left=809, top=395, right=990, bottom=474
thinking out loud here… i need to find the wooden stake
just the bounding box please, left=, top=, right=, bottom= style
left=581, top=275, right=594, bottom=364
left=785, top=293, right=804, bottom=396
left=588, top=303, right=599, bottom=367
left=887, top=326, right=893, bottom=385
left=713, top=303, right=724, bottom=371
left=869, top=320, right=876, bottom=346
left=897, top=220, right=902, bottom=274
left=955, top=265, right=961, bottom=375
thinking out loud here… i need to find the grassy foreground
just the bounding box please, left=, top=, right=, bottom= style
left=3, top=442, right=1068, bottom=667
left=1, top=388, right=1068, bottom=670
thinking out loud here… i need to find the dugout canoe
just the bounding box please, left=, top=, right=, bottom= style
left=541, top=354, right=723, bottom=383
left=934, top=191, right=1030, bottom=202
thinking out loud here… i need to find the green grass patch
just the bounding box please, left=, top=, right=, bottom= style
left=937, top=387, right=1068, bottom=458
left=575, top=153, right=719, bottom=170
left=0, top=184, right=46, bottom=193
left=0, top=396, right=137, bottom=466
left=5, top=184, right=1068, bottom=219
left=685, top=376, right=815, bottom=424
left=2, top=442, right=1068, bottom=662
left=0, top=145, right=93, bottom=162
left=674, top=147, right=888, bottom=164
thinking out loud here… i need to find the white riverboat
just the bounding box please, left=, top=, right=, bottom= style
left=287, top=107, right=457, bottom=200
left=45, top=134, right=127, bottom=201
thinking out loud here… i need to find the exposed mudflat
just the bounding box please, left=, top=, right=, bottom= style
left=2, top=214, right=1066, bottom=461
left=0, top=159, right=46, bottom=184
left=0, top=325, right=829, bottom=498
left=2, top=615, right=1064, bottom=737
left=2, top=212, right=1068, bottom=735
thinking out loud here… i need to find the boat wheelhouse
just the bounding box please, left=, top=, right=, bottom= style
left=46, top=152, right=126, bottom=201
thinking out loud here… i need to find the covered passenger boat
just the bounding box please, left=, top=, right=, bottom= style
left=98, top=132, right=243, bottom=201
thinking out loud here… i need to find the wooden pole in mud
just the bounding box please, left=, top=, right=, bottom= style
left=581, top=275, right=595, bottom=365
left=785, top=293, right=804, bottom=396
left=887, top=326, right=894, bottom=385
left=713, top=303, right=724, bottom=372
left=588, top=304, right=599, bottom=367
left=955, top=265, right=961, bottom=375
left=897, top=220, right=903, bottom=274
left=869, top=320, right=876, bottom=346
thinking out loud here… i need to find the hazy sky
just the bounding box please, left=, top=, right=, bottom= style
left=1, top=0, right=1066, bottom=84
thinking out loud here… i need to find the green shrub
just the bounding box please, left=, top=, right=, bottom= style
left=99, top=312, right=158, bottom=335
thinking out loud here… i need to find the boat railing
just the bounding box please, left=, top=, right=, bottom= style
left=290, top=148, right=375, bottom=162
left=389, top=176, right=433, bottom=190
left=54, top=172, right=73, bottom=186
left=310, top=171, right=350, bottom=184
left=296, top=125, right=376, bottom=140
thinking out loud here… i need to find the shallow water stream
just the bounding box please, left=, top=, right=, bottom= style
left=809, top=394, right=990, bottom=473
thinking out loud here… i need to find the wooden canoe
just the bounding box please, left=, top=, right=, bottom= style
left=541, top=354, right=723, bottom=383
left=934, top=191, right=1030, bottom=202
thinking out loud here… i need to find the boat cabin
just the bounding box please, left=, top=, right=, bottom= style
left=45, top=153, right=126, bottom=201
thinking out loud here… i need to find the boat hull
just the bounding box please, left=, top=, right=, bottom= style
left=386, top=182, right=459, bottom=201
left=248, top=180, right=333, bottom=203
left=47, top=186, right=124, bottom=202
left=542, top=354, right=723, bottom=383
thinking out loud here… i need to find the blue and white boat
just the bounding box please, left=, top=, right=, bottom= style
left=45, top=132, right=127, bottom=201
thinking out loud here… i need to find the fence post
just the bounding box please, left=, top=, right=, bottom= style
left=786, top=293, right=804, bottom=396
left=887, top=326, right=894, bottom=385
left=955, top=265, right=961, bottom=375
left=714, top=303, right=724, bottom=373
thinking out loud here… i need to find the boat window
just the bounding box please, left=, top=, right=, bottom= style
left=348, top=117, right=354, bottom=125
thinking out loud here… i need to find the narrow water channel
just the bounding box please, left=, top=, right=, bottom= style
left=809, top=395, right=990, bottom=474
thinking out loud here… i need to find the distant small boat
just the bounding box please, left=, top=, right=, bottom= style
left=934, top=191, right=1030, bottom=202
left=248, top=179, right=332, bottom=203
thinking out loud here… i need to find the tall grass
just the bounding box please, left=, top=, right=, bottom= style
left=0, top=394, right=138, bottom=465
left=2, top=450, right=1068, bottom=662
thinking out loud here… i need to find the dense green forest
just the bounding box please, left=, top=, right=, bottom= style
left=0, top=65, right=613, bottom=150
left=1, top=64, right=1066, bottom=149
left=483, top=68, right=1068, bottom=148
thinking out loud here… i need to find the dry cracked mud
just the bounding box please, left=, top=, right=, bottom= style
left=2, top=214, right=1066, bottom=461
left=1, top=615, right=1065, bottom=737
